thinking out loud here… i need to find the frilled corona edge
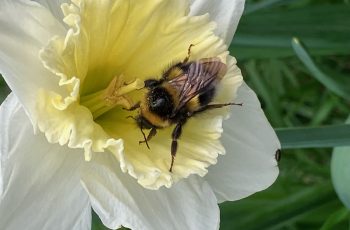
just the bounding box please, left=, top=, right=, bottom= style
left=34, top=0, right=242, bottom=189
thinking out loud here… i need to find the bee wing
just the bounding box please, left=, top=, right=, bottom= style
left=169, top=58, right=227, bottom=114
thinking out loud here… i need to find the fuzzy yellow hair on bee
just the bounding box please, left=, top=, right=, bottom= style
left=129, top=45, right=242, bottom=172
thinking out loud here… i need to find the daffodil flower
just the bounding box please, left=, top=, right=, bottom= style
left=0, top=0, right=280, bottom=229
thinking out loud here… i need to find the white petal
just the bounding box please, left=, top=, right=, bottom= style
left=38, top=0, right=237, bottom=189
left=0, top=94, right=91, bottom=230
left=189, top=0, right=245, bottom=44
left=33, top=0, right=68, bottom=21
left=81, top=153, right=220, bottom=230
left=0, top=0, right=65, bottom=122
left=205, top=83, right=280, bottom=202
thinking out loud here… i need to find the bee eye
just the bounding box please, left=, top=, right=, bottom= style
left=151, top=98, right=166, bottom=108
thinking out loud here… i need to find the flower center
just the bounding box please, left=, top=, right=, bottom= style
left=80, top=76, right=144, bottom=119
left=35, top=0, right=243, bottom=189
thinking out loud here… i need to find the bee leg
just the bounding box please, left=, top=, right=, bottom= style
left=206, top=102, right=243, bottom=109
left=194, top=102, right=243, bottom=114
left=183, top=44, right=195, bottom=63
left=123, top=101, right=140, bottom=111
left=169, top=123, right=183, bottom=172
left=139, top=127, right=157, bottom=147
left=139, top=126, right=151, bottom=149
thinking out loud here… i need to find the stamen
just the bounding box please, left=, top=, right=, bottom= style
left=117, top=79, right=145, bottom=96
left=80, top=75, right=144, bottom=119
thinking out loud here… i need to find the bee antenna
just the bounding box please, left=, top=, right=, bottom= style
left=232, top=102, right=243, bottom=106
left=183, top=44, right=196, bottom=63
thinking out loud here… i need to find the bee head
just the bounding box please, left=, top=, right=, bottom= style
left=150, top=97, right=166, bottom=109
left=147, top=87, right=174, bottom=117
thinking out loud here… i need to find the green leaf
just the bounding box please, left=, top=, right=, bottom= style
left=331, top=118, right=350, bottom=210
left=220, top=182, right=338, bottom=230
left=92, top=210, right=131, bottom=230
left=245, top=60, right=284, bottom=125
left=276, top=124, right=350, bottom=149
left=230, top=4, right=350, bottom=59
left=291, top=37, right=350, bottom=100
left=0, top=74, right=11, bottom=103
left=320, top=208, right=350, bottom=230
left=244, top=0, right=288, bottom=15
left=92, top=211, right=109, bottom=230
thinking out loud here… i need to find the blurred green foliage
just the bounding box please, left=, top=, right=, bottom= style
left=222, top=0, right=350, bottom=229
left=0, top=74, right=10, bottom=101
left=0, top=0, right=349, bottom=229
left=232, top=3, right=350, bottom=59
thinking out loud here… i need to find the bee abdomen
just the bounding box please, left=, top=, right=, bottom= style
left=198, top=87, right=216, bottom=106
left=186, top=87, right=216, bottom=113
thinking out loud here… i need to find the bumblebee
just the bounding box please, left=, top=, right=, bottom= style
left=130, top=45, right=241, bottom=172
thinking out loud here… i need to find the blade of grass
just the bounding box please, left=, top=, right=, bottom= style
left=244, top=0, right=290, bottom=15
left=320, top=208, right=350, bottom=230
left=277, top=59, right=300, bottom=88
left=331, top=116, right=350, bottom=211
left=220, top=182, right=338, bottom=230
left=276, top=124, right=350, bottom=149
left=230, top=4, right=350, bottom=59
left=245, top=60, right=284, bottom=126
left=310, top=95, right=337, bottom=126
left=292, top=38, right=350, bottom=101
left=0, top=74, right=11, bottom=103
left=266, top=59, right=285, bottom=95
